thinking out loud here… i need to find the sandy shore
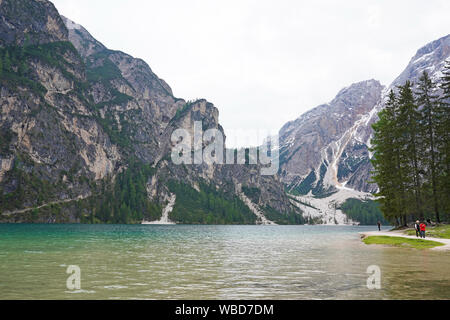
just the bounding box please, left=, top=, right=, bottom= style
left=359, top=230, right=450, bottom=251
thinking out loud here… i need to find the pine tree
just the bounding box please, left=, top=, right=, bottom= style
left=442, top=60, right=450, bottom=101
left=120, top=203, right=129, bottom=224
left=3, top=51, right=11, bottom=72
left=371, top=90, right=404, bottom=224
left=437, top=60, right=450, bottom=218
left=19, top=61, right=28, bottom=76
left=396, top=81, right=423, bottom=221
left=372, top=68, right=450, bottom=224
left=416, top=71, right=441, bottom=222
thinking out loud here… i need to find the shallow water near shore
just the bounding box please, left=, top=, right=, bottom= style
left=0, top=224, right=449, bottom=300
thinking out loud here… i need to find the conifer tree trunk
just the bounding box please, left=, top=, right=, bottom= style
left=417, top=71, right=441, bottom=223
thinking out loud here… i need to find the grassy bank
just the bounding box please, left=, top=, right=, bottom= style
left=363, top=236, right=444, bottom=249
left=404, top=224, right=450, bottom=239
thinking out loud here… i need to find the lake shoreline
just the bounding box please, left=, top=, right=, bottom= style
left=359, top=230, right=450, bottom=251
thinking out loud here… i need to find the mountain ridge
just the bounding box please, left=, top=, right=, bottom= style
left=1, top=0, right=448, bottom=225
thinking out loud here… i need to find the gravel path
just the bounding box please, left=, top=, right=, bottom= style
left=359, top=230, right=450, bottom=251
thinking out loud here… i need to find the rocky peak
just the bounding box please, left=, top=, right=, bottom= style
left=332, top=79, right=383, bottom=107
left=62, top=16, right=179, bottom=125
left=60, top=16, right=105, bottom=58
left=279, top=79, right=383, bottom=192
left=281, top=80, right=383, bottom=140
left=391, top=34, right=450, bottom=87
left=0, top=0, right=68, bottom=47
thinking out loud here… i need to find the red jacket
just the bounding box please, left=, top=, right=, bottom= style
left=420, top=223, right=426, bottom=231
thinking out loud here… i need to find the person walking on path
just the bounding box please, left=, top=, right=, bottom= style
left=419, top=222, right=427, bottom=239
left=414, top=220, right=420, bottom=237
left=377, top=221, right=381, bottom=231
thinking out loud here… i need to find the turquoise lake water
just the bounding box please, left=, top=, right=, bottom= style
left=0, top=224, right=449, bottom=300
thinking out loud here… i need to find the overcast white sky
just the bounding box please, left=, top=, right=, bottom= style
left=52, top=0, right=450, bottom=147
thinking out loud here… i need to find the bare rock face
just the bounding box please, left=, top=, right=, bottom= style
left=0, top=0, right=68, bottom=47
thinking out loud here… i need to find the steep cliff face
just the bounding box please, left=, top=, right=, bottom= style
left=0, top=0, right=67, bottom=47
left=0, top=1, right=118, bottom=220
left=61, top=15, right=185, bottom=166
left=0, top=0, right=300, bottom=224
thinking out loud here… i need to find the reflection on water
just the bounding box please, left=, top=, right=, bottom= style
left=0, top=224, right=449, bottom=300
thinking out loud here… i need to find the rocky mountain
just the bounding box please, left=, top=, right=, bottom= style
left=280, top=34, right=450, bottom=223
left=392, top=35, right=450, bottom=87
left=280, top=79, right=384, bottom=195
left=0, top=0, right=300, bottom=224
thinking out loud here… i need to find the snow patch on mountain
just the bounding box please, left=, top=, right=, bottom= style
left=290, top=188, right=373, bottom=225
left=142, top=194, right=176, bottom=225
left=239, top=192, right=277, bottom=225
left=64, top=17, right=82, bottom=30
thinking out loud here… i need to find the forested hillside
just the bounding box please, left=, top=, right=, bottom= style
left=339, top=198, right=388, bottom=225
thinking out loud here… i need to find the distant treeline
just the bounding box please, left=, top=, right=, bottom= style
left=371, top=64, right=450, bottom=226
left=168, top=181, right=257, bottom=224
left=88, top=160, right=162, bottom=224
left=339, top=198, right=388, bottom=225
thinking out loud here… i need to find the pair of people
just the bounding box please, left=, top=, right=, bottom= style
left=414, top=220, right=426, bottom=238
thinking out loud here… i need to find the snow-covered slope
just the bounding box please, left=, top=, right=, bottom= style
left=290, top=188, right=373, bottom=225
